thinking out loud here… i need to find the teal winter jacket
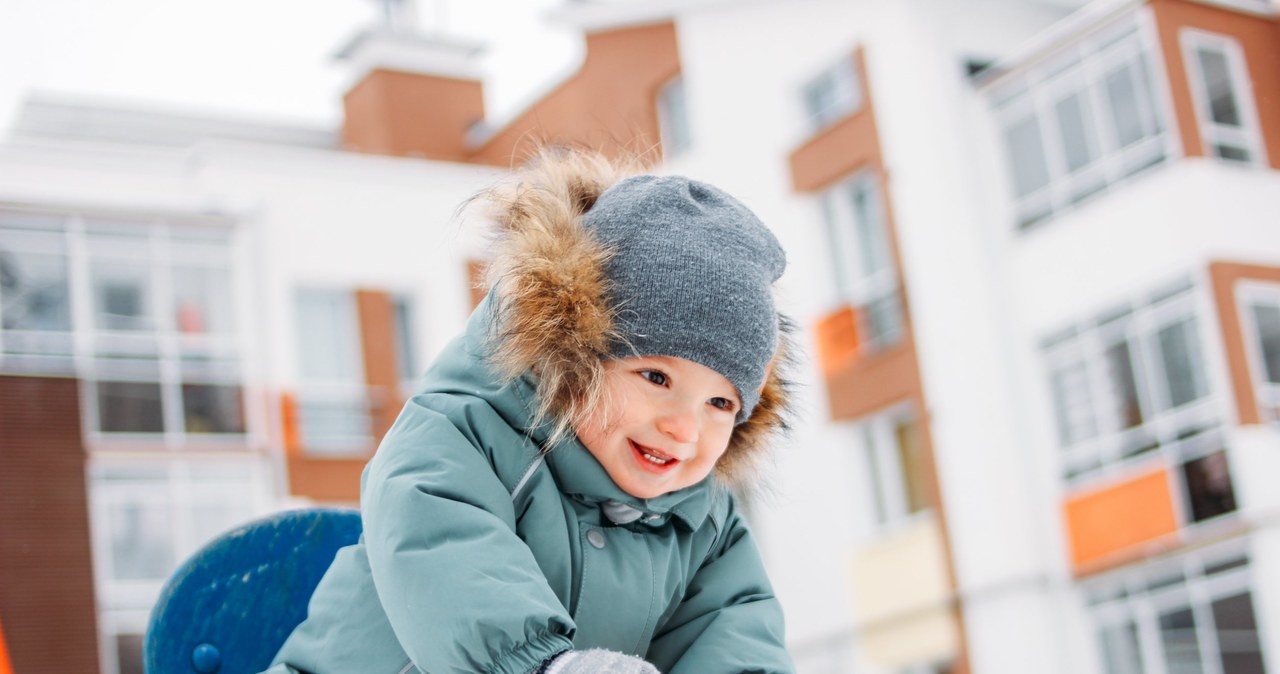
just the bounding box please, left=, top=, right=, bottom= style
left=267, top=304, right=794, bottom=674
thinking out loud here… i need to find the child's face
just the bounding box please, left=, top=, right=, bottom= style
left=573, top=355, right=740, bottom=500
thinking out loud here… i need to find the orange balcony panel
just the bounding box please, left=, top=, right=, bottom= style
left=280, top=392, right=301, bottom=456
left=1064, top=467, right=1179, bottom=572
left=816, top=305, right=861, bottom=376
left=1, top=617, right=13, bottom=674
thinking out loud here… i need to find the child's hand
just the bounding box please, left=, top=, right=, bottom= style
left=542, top=648, right=660, bottom=674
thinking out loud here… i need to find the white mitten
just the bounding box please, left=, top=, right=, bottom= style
left=542, top=649, right=660, bottom=674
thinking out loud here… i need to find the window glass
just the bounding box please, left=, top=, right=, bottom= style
left=295, top=289, right=361, bottom=383
left=1099, top=622, right=1143, bottom=674
left=864, top=426, right=890, bottom=526
left=1158, top=607, right=1205, bottom=674
left=0, top=248, right=71, bottom=332
left=864, top=292, right=905, bottom=348
left=1005, top=114, right=1051, bottom=197
left=822, top=195, right=857, bottom=301
left=804, top=57, right=862, bottom=130
left=172, top=265, right=234, bottom=335
left=1050, top=359, right=1097, bottom=446
left=895, top=419, right=931, bottom=515
left=1216, top=144, right=1251, bottom=162
left=657, top=75, right=692, bottom=156
left=1156, top=318, right=1207, bottom=410
left=97, top=381, right=165, bottom=433
left=1103, top=340, right=1144, bottom=430
left=1211, top=593, right=1267, bottom=674
left=90, top=256, right=154, bottom=332
left=1196, top=47, right=1241, bottom=127
left=108, top=501, right=174, bottom=580
left=181, top=383, right=245, bottom=434
left=1250, top=303, right=1280, bottom=384
left=1182, top=451, right=1237, bottom=523
left=189, top=502, right=253, bottom=550
left=393, top=295, right=418, bottom=384
left=1055, top=91, right=1099, bottom=172
left=116, top=634, right=144, bottom=674
left=1105, top=62, right=1149, bottom=149
left=850, top=179, right=890, bottom=278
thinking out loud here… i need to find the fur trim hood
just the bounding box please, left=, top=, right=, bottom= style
left=475, top=149, right=793, bottom=487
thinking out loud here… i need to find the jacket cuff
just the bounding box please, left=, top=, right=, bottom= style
left=536, top=649, right=574, bottom=674
left=492, top=630, right=574, bottom=674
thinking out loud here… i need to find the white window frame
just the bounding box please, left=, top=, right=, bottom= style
left=88, top=455, right=273, bottom=674
left=1042, top=282, right=1229, bottom=485
left=656, top=74, right=692, bottom=157
left=0, top=215, right=76, bottom=370
left=802, top=55, right=863, bottom=133
left=854, top=402, right=929, bottom=532
left=293, top=286, right=373, bottom=454
left=821, top=169, right=904, bottom=353
left=1085, top=540, right=1263, bottom=674
left=392, top=291, right=421, bottom=394
left=989, top=9, right=1179, bottom=229
left=1236, top=281, right=1280, bottom=423
left=1181, top=29, right=1268, bottom=167
left=0, top=210, right=250, bottom=448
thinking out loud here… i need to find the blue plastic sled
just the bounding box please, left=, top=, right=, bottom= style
left=143, top=507, right=362, bottom=674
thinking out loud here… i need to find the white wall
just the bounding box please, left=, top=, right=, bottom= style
left=671, top=0, right=911, bottom=661
left=195, top=142, right=498, bottom=388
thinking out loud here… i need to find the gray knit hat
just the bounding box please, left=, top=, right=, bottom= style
left=582, top=175, right=786, bottom=420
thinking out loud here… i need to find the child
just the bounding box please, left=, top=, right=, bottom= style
left=266, top=149, right=796, bottom=674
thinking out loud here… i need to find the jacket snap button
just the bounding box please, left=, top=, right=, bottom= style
left=587, top=529, right=606, bottom=549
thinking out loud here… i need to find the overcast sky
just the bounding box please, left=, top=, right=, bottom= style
left=0, top=0, right=580, bottom=133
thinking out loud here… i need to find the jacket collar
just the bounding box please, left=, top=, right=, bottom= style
left=539, top=433, right=717, bottom=530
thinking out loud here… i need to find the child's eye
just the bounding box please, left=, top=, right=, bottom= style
left=709, top=397, right=737, bottom=413
left=638, top=370, right=668, bottom=386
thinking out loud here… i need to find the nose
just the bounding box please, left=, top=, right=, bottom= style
left=656, top=402, right=699, bottom=444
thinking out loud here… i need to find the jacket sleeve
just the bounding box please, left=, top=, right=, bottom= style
left=646, top=500, right=795, bottom=674
left=360, top=394, right=575, bottom=674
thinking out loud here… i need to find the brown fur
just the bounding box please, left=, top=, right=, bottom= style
left=476, top=147, right=793, bottom=487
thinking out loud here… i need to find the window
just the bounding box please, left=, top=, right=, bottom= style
left=294, top=288, right=370, bottom=453
left=392, top=294, right=419, bottom=388
left=0, top=210, right=247, bottom=440
left=803, top=55, right=863, bottom=132
left=0, top=213, right=74, bottom=371
left=1238, top=283, right=1280, bottom=422
left=822, top=170, right=904, bottom=352
left=1042, top=281, right=1227, bottom=488
left=89, top=457, right=270, bottom=674
left=1087, top=544, right=1267, bottom=674
left=657, top=75, right=692, bottom=157
left=990, top=14, right=1171, bottom=228
left=1182, top=30, right=1266, bottom=165
left=858, top=406, right=931, bottom=529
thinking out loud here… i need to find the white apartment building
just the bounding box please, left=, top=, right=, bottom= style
left=1, top=1, right=1277, bottom=673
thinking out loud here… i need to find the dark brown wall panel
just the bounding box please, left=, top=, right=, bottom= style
left=0, top=375, right=100, bottom=673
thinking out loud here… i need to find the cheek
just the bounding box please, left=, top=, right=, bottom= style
left=697, top=426, right=735, bottom=466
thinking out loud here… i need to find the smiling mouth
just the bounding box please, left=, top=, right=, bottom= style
left=630, top=440, right=680, bottom=468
